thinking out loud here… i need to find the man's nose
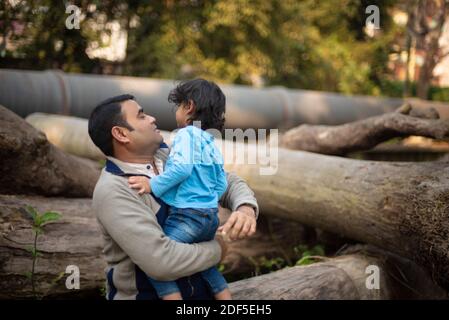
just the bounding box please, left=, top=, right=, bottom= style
left=147, top=115, right=156, bottom=123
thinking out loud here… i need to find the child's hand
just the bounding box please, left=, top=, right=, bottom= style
left=128, top=176, right=151, bottom=195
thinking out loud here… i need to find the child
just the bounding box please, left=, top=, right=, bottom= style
left=128, top=79, right=231, bottom=300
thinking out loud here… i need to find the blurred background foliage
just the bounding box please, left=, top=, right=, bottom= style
left=1, top=0, right=448, bottom=100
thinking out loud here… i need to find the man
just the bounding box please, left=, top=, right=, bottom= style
left=88, top=94, right=258, bottom=300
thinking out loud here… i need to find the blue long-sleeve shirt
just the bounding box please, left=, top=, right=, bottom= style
left=150, top=125, right=228, bottom=209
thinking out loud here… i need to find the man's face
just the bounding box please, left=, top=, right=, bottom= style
left=119, top=99, right=163, bottom=154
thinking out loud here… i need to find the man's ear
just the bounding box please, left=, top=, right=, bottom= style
left=111, top=126, right=130, bottom=144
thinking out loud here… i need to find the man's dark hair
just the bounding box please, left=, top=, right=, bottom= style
left=88, top=94, right=135, bottom=156
left=168, top=78, right=226, bottom=131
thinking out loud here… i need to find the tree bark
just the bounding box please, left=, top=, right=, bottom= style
left=0, top=194, right=308, bottom=299
left=407, top=0, right=448, bottom=100
left=229, top=245, right=447, bottom=300
left=280, top=104, right=449, bottom=155
left=224, top=144, right=449, bottom=290
left=0, top=195, right=105, bottom=299
left=0, top=105, right=101, bottom=197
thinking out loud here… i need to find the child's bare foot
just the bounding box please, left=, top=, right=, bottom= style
left=162, top=292, right=183, bottom=300
left=214, top=288, right=232, bottom=300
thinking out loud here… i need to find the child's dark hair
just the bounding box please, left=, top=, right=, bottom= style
left=168, top=78, right=226, bottom=132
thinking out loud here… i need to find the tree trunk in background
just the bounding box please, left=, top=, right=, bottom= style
left=0, top=105, right=101, bottom=197
left=224, top=144, right=449, bottom=290
left=407, top=0, right=448, bottom=100
left=280, top=104, right=449, bottom=155
left=403, top=32, right=412, bottom=98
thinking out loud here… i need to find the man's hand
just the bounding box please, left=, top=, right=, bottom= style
left=217, top=205, right=257, bottom=241
left=128, top=176, right=151, bottom=195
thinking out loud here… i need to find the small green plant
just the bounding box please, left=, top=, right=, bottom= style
left=247, top=256, right=287, bottom=277
left=294, top=244, right=325, bottom=266
left=259, top=256, right=285, bottom=271
left=24, top=205, right=61, bottom=299
left=245, top=244, right=327, bottom=278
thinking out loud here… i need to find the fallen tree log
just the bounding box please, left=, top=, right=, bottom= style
left=280, top=104, right=449, bottom=155
left=0, top=194, right=309, bottom=299
left=0, top=105, right=101, bottom=197
left=225, top=145, right=449, bottom=290
left=0, top=195, right=105, bottom=299
left=1, top=194, right=445, bottom=299
left=229, top=245, right=447, bottom=300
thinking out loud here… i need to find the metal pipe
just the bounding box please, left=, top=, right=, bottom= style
left=2, top=68, right=448, bottom=130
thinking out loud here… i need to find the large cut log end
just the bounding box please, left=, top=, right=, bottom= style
left=0, top=105, right=101, bottom=197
